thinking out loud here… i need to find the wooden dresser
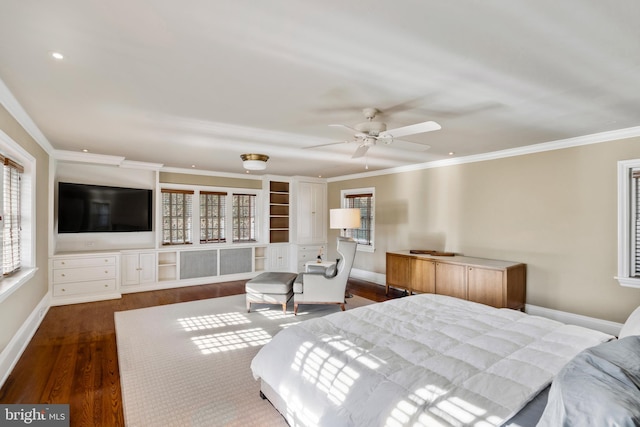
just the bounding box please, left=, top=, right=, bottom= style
left=386, top=251, right=526, bottom=310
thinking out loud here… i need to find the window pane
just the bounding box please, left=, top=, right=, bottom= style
left=232, top=194, right=256, bottom=242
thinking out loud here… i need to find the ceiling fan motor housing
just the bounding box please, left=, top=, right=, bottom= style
left=354, top=121, right=387, bottom=136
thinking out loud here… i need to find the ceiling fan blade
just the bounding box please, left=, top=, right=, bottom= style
left=381, top=121, right=441, bottom=139
left=382, top=139, right=431, bottom=152
left=352, top=144, right=370, bottom=159
left=304, top=140, right=349, bottom=149
left=329, top=123, right=363, bottom=136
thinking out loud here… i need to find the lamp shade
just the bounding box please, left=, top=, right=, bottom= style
left=240, top=154, right=269, bottom=170
left=330, top=208, right=361, bottom=229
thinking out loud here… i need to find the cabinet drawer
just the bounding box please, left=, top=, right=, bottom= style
left=53, top=256, right=116, bottom=269
left=53, top=279, right=116, bottom=297
left=52, top=265, right=117, bottom=284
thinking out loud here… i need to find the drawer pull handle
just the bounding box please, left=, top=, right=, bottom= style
left=105, top=270, right=109, bottom=274
left=61, top=261, right=65, bottom=265
left=61, top=288, right=66, bottom=292
left=104, top=284, right=109, bottom=288
left=61, top=273, right=65, bottom=277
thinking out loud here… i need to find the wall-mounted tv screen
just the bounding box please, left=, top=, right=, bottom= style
left=57, top=182, right=153, bottom=233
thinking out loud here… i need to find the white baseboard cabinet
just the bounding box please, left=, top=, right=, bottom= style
left=50, top=245, right=269, bottom=304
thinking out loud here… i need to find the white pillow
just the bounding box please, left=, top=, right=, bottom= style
left=619, top=305, right=640, bottom=339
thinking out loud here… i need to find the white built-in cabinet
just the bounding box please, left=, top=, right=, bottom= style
left=121, top=251, right=156, bottom=287
left=50, top=253, right=121, bottom=306
left=267, top=243, right=291, bottom=271
left=292, top=178, right=327, bottom=272
left=295, top=180, right=327, bottom=245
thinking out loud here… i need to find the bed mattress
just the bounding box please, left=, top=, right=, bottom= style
left=251, top=293, right=613, bottom=427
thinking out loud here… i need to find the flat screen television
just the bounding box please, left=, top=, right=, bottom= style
left=57, top=182, right=153, bottom=233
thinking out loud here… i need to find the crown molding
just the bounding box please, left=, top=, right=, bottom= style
left=0, top=78, right=55, bottom=156
left=329, top=125, right=640, bottom=182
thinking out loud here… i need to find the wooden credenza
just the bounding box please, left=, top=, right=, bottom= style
left=386, top=251, right=526, bottom=310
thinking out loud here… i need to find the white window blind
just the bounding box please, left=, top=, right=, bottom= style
left=633, top=171, right=640, bottom=277
left=2, top=156, right=23, bottom=275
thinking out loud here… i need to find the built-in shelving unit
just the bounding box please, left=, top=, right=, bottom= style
left=254, top=246, right=267, bottom=272
left=157, top=250, right=178, bottom=282
left=269, top=181, right=290, bottom=243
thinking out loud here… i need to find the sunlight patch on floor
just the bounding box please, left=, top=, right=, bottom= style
left=178, top=312, right=250, bottom=331
left=191, top=327, right=272, bottom=354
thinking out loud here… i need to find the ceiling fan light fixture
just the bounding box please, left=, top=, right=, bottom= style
left=240, top=153, right=269, bottom=170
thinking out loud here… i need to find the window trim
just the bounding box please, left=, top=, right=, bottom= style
left=341, top=187, right=375, bottom=253
left=617, top=159, right=640, bottom=288
left=0, top=129, right=36, bottom=302
left=159, top=184, right=262, bottom=247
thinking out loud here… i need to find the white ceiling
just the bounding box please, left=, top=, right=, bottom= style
left=1, top=1, right=640, bottom=178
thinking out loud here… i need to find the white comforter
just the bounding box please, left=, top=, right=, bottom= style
left=251, top=294, right=613, bottom=427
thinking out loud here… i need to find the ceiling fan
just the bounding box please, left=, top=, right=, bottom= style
left=307, top=107, right=441, bottom=158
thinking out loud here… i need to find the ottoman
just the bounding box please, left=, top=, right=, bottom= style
left=245, top=272, right=298, bottom=313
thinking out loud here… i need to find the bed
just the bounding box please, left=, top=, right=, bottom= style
left=251, top=293, right=640, bottom=426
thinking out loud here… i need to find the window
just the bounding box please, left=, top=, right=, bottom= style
left=342, top=188, right=375, bottom=252
left=200, top=191, right=226, bottom=243
left=162, top=189, right=193, bottom=245
left=232, top=193, right=256, bottom=242
left=1, top=155, right=23, bottom=275
left=617, top=159, right=640, bottom=288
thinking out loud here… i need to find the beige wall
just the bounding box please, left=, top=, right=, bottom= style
left=330, top=137, right=640, bottom=323
left=0, top=105, right=50, bottom=352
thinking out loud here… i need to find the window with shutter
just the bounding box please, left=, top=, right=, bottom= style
left=162, top=189, right=194, bottom=245
left=341, top=188, right=375, bottom=251
left=232, top=193, right=256, bottom=242
left=200, top=191, right=226, bottom=243
left=617, top=160, right=640, bottom=288
left=1, top=156, right=23, bottom=275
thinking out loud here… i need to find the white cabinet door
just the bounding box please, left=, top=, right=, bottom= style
left=267, top=244, right=291, bottom=271
left=139, top=252, right=157, bottom=284
left=296, top=181, right=327, bottom=244
left=121, top=253, right=141, bottom=286
left=121, top=252, right=157, bottom=286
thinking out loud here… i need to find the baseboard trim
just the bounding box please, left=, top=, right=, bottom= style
left=350, top=268, right=386, bottom=286
left=0, top=293, right=51, bottom=389
left=525, top=304, right=622, bottom=336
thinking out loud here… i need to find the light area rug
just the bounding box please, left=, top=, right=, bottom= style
left=115, top=294, right=374, bottom=427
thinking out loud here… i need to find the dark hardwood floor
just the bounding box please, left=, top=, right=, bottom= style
left=0, top=278, right=403, bottom=426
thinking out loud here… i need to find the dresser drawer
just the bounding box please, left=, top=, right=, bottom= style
left=53, top=256, right=116, bottom=269
left=53, top=279, right=116, bottom=297
left=52, top=265, right=117, bottom=284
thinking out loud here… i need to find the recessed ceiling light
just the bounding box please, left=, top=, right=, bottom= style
left=82, top=149, right=89, bottom=153
left=191, top=164, right=196, bottom=168
left=448, top=152, right=455, bottom=156
left=51, top=52, right=64, bottom=60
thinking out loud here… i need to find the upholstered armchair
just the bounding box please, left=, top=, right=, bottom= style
left=293, top=239, right=357, bottom=315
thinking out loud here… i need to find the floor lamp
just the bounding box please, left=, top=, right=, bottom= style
left=330, top=208, right=361, bottom=298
